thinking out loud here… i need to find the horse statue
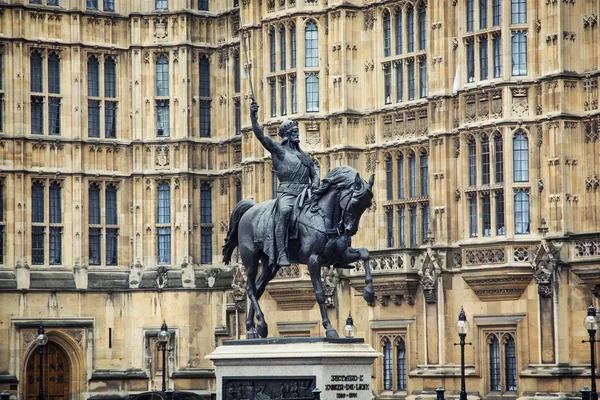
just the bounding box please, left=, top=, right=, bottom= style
left=223, top=166, right=375, bottom=339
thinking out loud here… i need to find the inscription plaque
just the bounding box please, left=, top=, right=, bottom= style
left=222, top=376, right=316, bottom=400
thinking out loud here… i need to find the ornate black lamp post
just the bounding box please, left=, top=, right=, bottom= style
left=158, top=321, right=170, bottom=392
left=454, top=307, right=471, bottom=400
left=36, top=325, right=48, bottom=400
left=583, top=304, right=599, bottom=400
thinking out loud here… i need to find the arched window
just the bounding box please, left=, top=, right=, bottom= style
left=269, top=28, right=276, bottom=73
left=387, top=209, right=394, bottom=248
left=409, top=153, right=416, bottom=197
left=395, top=10, right=403, bottom=55
left=407, top=7, right=414, bottom=52
left=396, top=338, right=407, bottom=390
left=418, top=3, right=426, bottom=50
left=383, top=11, right=391, bottom=57
left=397, top=154, right=405, bottom=199
left=494, top=134, right=503, bottom=183
left=514, top=191, right=530, bottom=234
left=505, top=336, right=517, bottom=390
left=157, top=183, right=171, bottom=264
left=199, top=57, right=211, bottom=137
left=106, top=184, right=118, bottom=266
left=305, top=21, right=319, bottom=67
left=49, top=182, right=62, bottom=265
left=290, top=25, right=297, bottom=68
left=468, top=137, right=477, bottom=186
left=156, top=55, right=169, bottom=96
left=384, top=65, right=392, bottom=104
left=88, top=56, right=100, bottom=97
left=32, top=182, right=44, bottom=222
left=48, top=53, right=60, bottom=94
left=89, top=183, right=102, bottom=265
left=420, top=151, right=428, bottom=196
left=31, top=181, right=45, bottom=265
left=489, top=335, right=501, bottom=391
left=398, top=208, right=406, bottom=247
left=481, top=135, right=490, bottom=185
left=511, top=32, right=527, bottom=76
left=233, top=52, right=240, bottom=93
left=200, top=182, right=213, bottom=264
left=513, top=131, right=529, bottom=182
left=280, top=26, right=287, bottom=70
left=386, top=156, right=393, bottom=200
left=469, top=196, right=478, bottom=237
left=383, top=339, right=393, bottom=390
left=104, top=58, right=116, bottom=98
left=31, top=51, right=43, bottom=93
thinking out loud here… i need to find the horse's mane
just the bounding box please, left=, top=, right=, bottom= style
left=307, top=166, right=360, bottom=208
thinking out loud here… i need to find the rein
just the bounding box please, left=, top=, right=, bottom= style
left=297, top=186, right=356, bottom=237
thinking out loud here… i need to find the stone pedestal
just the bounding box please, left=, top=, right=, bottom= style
left=207, top=338, right=380, bottom=400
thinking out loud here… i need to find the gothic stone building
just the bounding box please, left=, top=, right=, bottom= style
left=0, top=0, right=599, bottom=399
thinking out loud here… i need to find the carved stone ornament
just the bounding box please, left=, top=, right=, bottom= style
left=530, top=239, right=564, bottom=298
left=417, top=249, right=445, bottom=304
left=321, top=266, right=339, bottom=308
left=231, top=265, right=247, bottom=311
left=155, top=145, right=170, bottom=169
left=462, top=267, right=533, bottom=302
left=156, top=266, right=168, bottom=289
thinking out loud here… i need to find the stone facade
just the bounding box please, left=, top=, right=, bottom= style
left=0, top=0, right=599, bottom=399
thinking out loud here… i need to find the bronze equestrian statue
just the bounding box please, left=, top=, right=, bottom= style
left=223, top=101, right=375, bottom=339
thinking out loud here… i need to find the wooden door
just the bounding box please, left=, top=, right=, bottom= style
left=26, top=342, right=70, bottom=400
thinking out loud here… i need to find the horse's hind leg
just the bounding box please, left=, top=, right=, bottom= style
left=307, top=254, right=339, bottom=338
left=247, top=255, right=278, bottom=336
left=243, top=251, right=263, bottom=339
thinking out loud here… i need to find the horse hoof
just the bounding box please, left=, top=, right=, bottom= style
left=363, top=287, right=375, bottom=304
left=257, top=322, right=269, bottom=338
left=247, top=328, right=259, bottom=339
left=326, top=329, right=339, bottom=339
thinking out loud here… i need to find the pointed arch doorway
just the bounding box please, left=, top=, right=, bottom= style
left=25, top=341, right=70, bottom=400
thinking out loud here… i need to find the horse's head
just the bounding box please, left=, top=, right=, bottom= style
left=340, top=173, right=374, bottom=236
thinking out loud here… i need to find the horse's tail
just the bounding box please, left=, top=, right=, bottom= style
left=222, top=198, right=257, bottom=265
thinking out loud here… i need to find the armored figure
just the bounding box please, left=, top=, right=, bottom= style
left=250, top=101, right=319, bottom=267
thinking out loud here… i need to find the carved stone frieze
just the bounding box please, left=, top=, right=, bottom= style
left=462, top=267, right=533, bottom=301
left=464, top=247, right=505, bottom=266
left=266, top=281, right=317, bottom=311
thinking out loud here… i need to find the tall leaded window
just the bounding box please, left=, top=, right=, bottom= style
left=200, top=56, right=211, bottom=137
left=407, top=7, right=414, bottom=52
left=384, top=65, right=392, bottom=104
left=419, top=59, right=427, bottom=98
left=31, top=51, right=43, bottom=93
left=480, top=37, right=488, bottom=80
left=420, top=152, right=428, bottom=196
left=31, top=97, right=44, bottom=135
left=482, top=195, right=491, bottom=236
left=386, top=156, right=393, bottom=200
left=157, top=183, right=171, bottom=264
left=49, top=182, right=61, bottom=265
left=383, top=339, right=393, bottom=390
left=493, top=36, right=502, bottom=78
left=511, top=0, right=526, bottom=24
left=235, top=179, right=242, bottom=203
left=513, top=131, right=529, bottom=182
left=105, top=58, right=117, bottom=139
left=280, top=27, right=287, bottom=70
left=407, top=60, right=415, bottom=100
left=156, top=55, right=169, bottom=96
left=505, top=336, right=517, bottom=391
left=0, top=182, right=3, bottom=265
left=418, top=3, right=426, bottom=51
left=87, top=0, right=98, bottom=9
left=49, top=97, right=60, bottom=136
left=105, top=185, right=118, bottom=266
left=290, top=25, right=297, bottom=68
left=495, top=192, right=505, bottom=235
left=48, top=53, right=60, bottom=94
left=409, top=153, right=416, bottom=197
left=291, top=76, right=297, bottom=114
left=156, top=55, right=170, bottom=137
left=156, top=0, right=168, bottom=10
left=201, top=182, right=213, bottom=264
left=89, top=183, right=101, bottom=265
left=467, top=40, right=475, bottom=83
left=396, top=63, right=404, bottom=102
left=395, top=10, right=403, bottom=55
left=104, top=0, right=115, bottom=11
left=0, top=53, right=3, bottom=132
left=514, top=191, right=530, bottom=234
left=235, top=100, right=241, bottom=135
left=467, top=0, right=474, bottom=32
left=480, top=0, right=488, bottom=28
left=31, top=182, right=45, bottom=265
left=422, top=204, right=429, bottom=240
left=493, top=0, right=501, bottom=25
left=88, top=56, right=100, bottom=138
left=396, top=338, right=407, bottom=390
left=511, top=32, right=527, bottom=76
left=489, top=335, right=501, bottom=391
left=281, top=78, right=287, bottom=116
left=398, top=208, right=406, bottom=247
left=383, top=12, right=391, bottom=57
left=469, top=196, right=478, bottom=237
left=156, top=100, right=170, bottom=137
left=306, top=74, right=319, bottom=112
left=481, top=135, right=490, bottom=185
left=270, top=80, right=277, bottom=117
left=409, top=206, right=417, bottom=247
left=32, top=182, right=44, bottom=223
left=198, top=0, right=208, bottom=10
left=468, top=137, right=477, bottom=186
left=397, top=155, right=405, bottom=199
left=270, top=29, right=276, bottom=73
left=305, top=21, right=319, bottom=68
left=233, top=52, right=240, bottom=93
left=387, top=211, right=394, bottom=248
left=494, top=134, right=504, bottom=183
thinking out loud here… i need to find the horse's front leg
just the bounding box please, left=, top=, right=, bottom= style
left=338, top=247, right=374, bottom=305
left=247, top=258, right=279, bottom=335
left=308, top=254, right=338, bottom=338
